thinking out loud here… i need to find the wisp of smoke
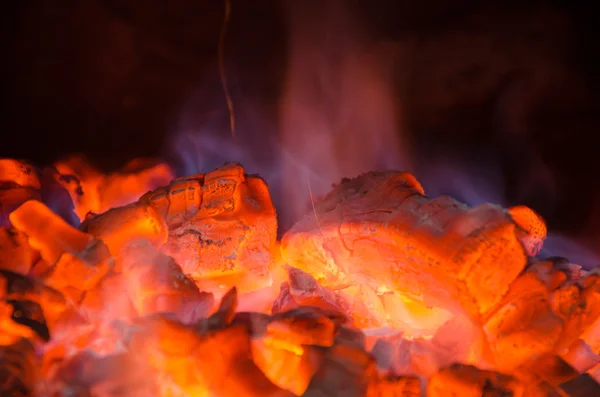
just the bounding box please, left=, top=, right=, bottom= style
left=279, top=0, right=411, bottom=223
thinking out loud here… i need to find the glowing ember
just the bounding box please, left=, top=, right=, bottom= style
left=0, top=157, right=599, bottom=396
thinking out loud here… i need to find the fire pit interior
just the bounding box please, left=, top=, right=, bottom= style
left=2, top=1, right=600, bottom=396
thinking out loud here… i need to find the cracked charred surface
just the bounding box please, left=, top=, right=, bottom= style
left=280, top=171, right=547, bottom=323
left=81, top=163, right=278, bottom=291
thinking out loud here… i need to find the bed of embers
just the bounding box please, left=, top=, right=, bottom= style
left=1, top=156, right=600, bottom=397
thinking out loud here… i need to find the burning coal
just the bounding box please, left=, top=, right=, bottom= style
left=2, top=1, right=599, bottom=396
left=0, top=156, right=599, bottom=396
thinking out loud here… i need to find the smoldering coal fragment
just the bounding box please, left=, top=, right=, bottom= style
left=559, top=373, right=600, bottom=397
left=81, top=163, right=278, bottom=293
left=0, top=338, right=38, bottom=397
left=6, top=299, right=50, bottom=341
left=281, top=171, right=546, bottom=325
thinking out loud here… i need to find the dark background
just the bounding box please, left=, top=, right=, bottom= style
left=2, top=1, right=599, bottom=255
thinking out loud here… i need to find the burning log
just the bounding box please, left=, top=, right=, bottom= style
left=3, top=155, right=600, bottom=395
left=0, top=159, right=80, bottom=228
left=127, top=288, right=415, bottom=397
left=128, top=317, right=294, bottom=396
left=82, top=162, right=278, bottom=293
left=54, top=155, right=175, bottom=221
left=115, top=241, right=214, bottom=322
left=0, top=227, right=38, bottom=274
left=273, top=267, right=451, bottom=335
left=252, top=306, right=337, bottom=395
left=482, top=259, right=600, bottom=371
left=41, top=242, right=113, bottom=303
left=9, top=200, right=94, bottom=264
left=0, top=159, right=41, bottom=190
left=280, top=171, right=547, bottom=332
left=8, top=199, right=113, bottom=304
left=483, top=264, right=565, bottom=371
left=0, top=159, right=40, bottom=227
left=279, top=171, right=600, bottom=373
left=302, top=327, right=376, bottom=397
left=80, top=202, right=169, bottom=255
left=551, top=273, right=600, bottom=351
left=0, top=270, right=68, bottom=344
left=0, top=186, right=40, bottom=227
left=157, top=163, right=278, bottom=290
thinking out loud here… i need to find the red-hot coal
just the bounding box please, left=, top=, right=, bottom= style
left=1, top=157, right=599, bottom=396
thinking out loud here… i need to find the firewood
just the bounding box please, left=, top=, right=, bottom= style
left=54, top=155, right=175, bottom=221
left=483, top=268, right=564, bottom=372
left=81, top=162, right=278, bottom=293
left=124, top=294, right=372, bottom=397
left=158, top=163, right=277, bottom=289
left=0, top=270, right=68, bottom=342
left=303, top=326, right=377, bottom=397
left=4, top=157, right=600, bottom=394
left=8, top=200, right=114, bottom=304
left=577, top=274, right=600, bottom=345
left=0, top=159, right=80, bottom=227
left=551, top=279, right=598, bottom=352
left=0, top=227, right=38, bottom=274
left=526, top=259, right=569, bottom=290
left=252, top=309, right=331, bottom=396
left=483, top=263, right=600, bottom=372
left=79, top=202, right=169, bottom=256
left=372, top=336, right=450, bottom=378
left=0, top=159, right=40, bottom=189
left=115, top=241, right=213, bottom=322
left=42, top=241, right=112, bottom=302
left=9, top=200, right=94, bottom=264
left=252, top=338, right=325, bottom=396
left=268, top=307, right=338, bottom=348
left=275, top=267, right=450, bottom=334
left=128, top=315, right=294, bottom=397
left=0, top=185, right=40, bottom=227
left=280, top=171, right=546, bottom=327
